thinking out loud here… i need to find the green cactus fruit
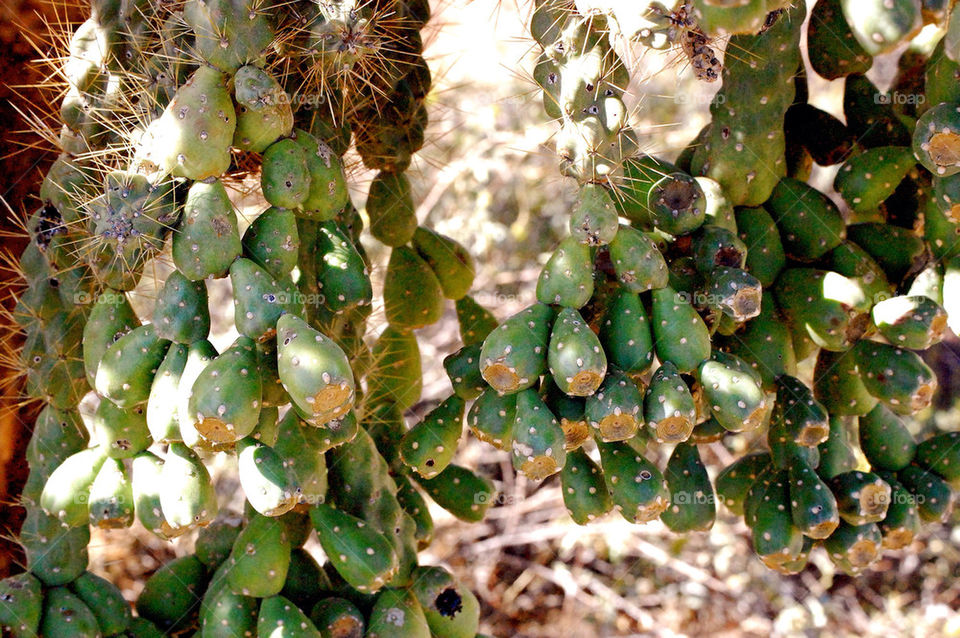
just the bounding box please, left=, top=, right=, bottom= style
left=160, top=442, right=218, bottom=531
left=585, top=370, right=645, bottom=443
left=841, top=0, right=921, bottom=56
left=184, top=0, right=274, bottom=72
left=661, top=441, right=716, bottom=533
left=367, top=171, right=417, bottom=247
left=295, top=129, right=350, bottom=220
left=310, top=504, right=398, bottom=593
left=409, top=566, right=480, bottom=638
left=807, top=0, right=872, bottom=80
left=872, top=295, right=948, bottom=350
left=187, top=336, right=263, bottom=443
left=443, top=342, right=485, bottom=401
left=843, top=74, right=911, bottom=151
left=415, top=464, right=495, bottom=523
left=607, top=225, right=668, bottom=293
left=561, top=447, right=613, bottom=524
left=315, top=221, right=372, bottom=315
left=767, top=406, right=820, bottom=471
left=692, top=225, right=747, bottom=273
left=40, top=447, right=106, bottom=526
left=310, top=598, right=365, bottom=638
left=907, top=264, right=944, bottom=303
left=0, top=572, right=42, bottom=638
left=233, top=65, right=293, bottom=152
left=131, top=452, right=179, bottom=539
left=395, top=474, right=434, bottom=550
left=853, top=339, right=937, bottom=414
left=873, top=471, right=921, bottom=549
left=650, top=286, right=711, bottom=373
left=173, top=180, right=242, bottom=280
left=816, top=417, right=858, bottom=481
left=175, top=339, right=217, bottom=442
left=715, top=452, right=771, bottom=516
left=21, top=506, right=90, bottom=585
left=455, top=295, right=498, bottom=347
left=824, top=520, right=883, bottom=575
left=126, top=615, right=168, bottom=638
left=536, top=236, right=594, bottom=308
left=858, top=404, right=917, bottom=472
left=786, top=458, right=840, bottom=539
left=926, top=190, right=960, bottom=262
left=467, top=387, right=517, bottom=450
left=94, top=323, right=170, bottom=408
left=70, top=571, right=131, bottom=635
left=690, top=0, right=769, bottom=36
left=26, top=406, right=89, bottom=482
left=897, top=464, right=953, bottom=522
left=195, top=519, right=242, bottom=568
left=272, top=413, right=331, bottom=505
left=696, top=351, right=767, bottom=433
left=136, top=554, right=206, bottom=631
left=411, top=226, right=475, bottom=300
left=510, top=388, right=567, bottom=480
left=262, top=138, right=311, bottom=209
left=277, top=313, right=355, bottom=425
left=243, top=207, right=300, bottom=279
left=541, top=376, right=590, bottom=450
left=146, top=343, right=188, bottom=443
left=704, top=266, right=762, bottom=322
left=152, top=271, right=210, bottom=344
left=237, top=437, right=297, bottom=516
left=836, top=148, right=915, bottom=215
left=479, top=303, right=553, bottom=394
left=222, top=514, right=291, bottom=598
left=597, top=287, right=654, bottom=377
left=812, top=348, right=878, bottom=417
left=829, top=470, right=892, bottom=525
left=570, top=184, right=618, bottom=246
left=366, top=588, right=430, bottom=638
left=230, top=258, right=303, bottom=341
left=40, top=587, right=101, bottom=638
left=765, top=177, right=846, bottom=261
left=547, top=307, right=606, bottom=396
left=718, top=293, right=796, bottom=390
left=914, top=431, right=960, bottom=482
left=136, top=65, right=235, bottom=180
left=914, top=102, right=960, bottom=177
left=646, top=171, right=707, bottom=236
left=400, top=395, right=465, bottom=479
left=735, top=206, right=786, bottom=288
left=773, top=375, right=830, bottom=447
left=774, top=269, right=871, bottom=351
left=257, top=595, right=322, bottom=637
left=750, top=472, right=806, bottom=572
left=200, top=566, right=259, bottom=638
left=597, top=440, right=669, bottom=524
left=824, top=240, right=892, bottom=306
left=383, top=246, right=444, bottom=330
left=367, top=326, right=423, bottom=410
left=644, top=361, right=696, bottom=443
left=279, top=549, right=326, bottom=608
left=87, top=457, right=134, bottom=528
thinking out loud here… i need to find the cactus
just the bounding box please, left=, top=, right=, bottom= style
left=8, top=0, right=960, bottom=631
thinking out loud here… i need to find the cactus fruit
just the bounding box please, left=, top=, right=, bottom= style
left=10, top=0, right=960, bottom=622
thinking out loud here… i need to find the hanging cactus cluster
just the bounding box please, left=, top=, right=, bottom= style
left=5, top=0, right=960, bottom=635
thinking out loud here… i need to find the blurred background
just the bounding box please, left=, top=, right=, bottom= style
left=3, top=1, right=960, bottom=636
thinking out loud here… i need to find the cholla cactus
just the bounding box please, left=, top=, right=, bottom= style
left=5, top=0, right=960, bottom=635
